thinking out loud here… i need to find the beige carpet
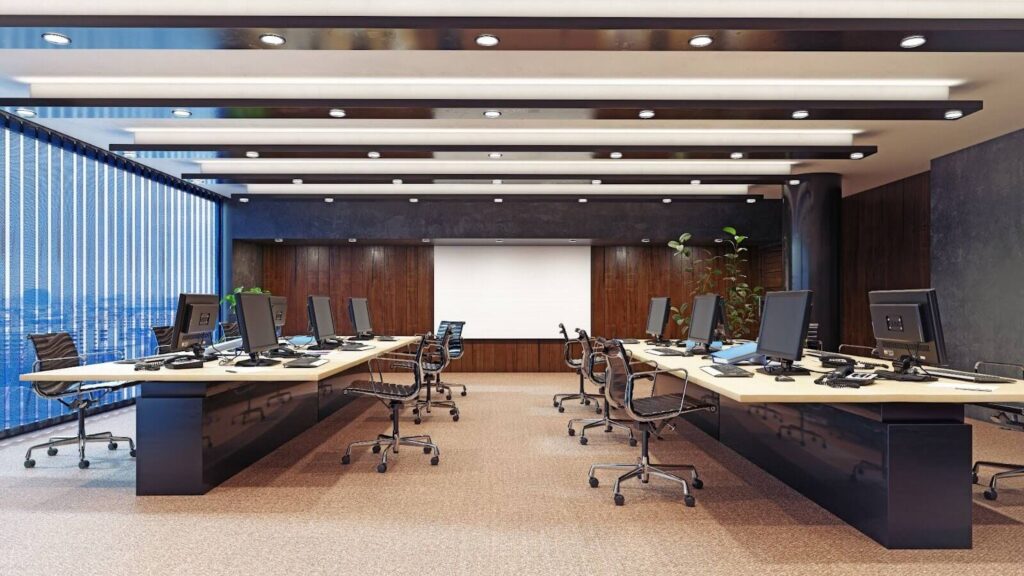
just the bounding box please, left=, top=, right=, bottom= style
left=1, top=373, right=1022, bottom=576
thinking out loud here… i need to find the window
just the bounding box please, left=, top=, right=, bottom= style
left=0, top=120, right=219, bottom=436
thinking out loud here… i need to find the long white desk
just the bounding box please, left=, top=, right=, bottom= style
left=22, top=337, right=419, bottom=495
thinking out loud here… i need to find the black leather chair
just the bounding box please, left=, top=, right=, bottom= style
left=567, top=329, right=636, bottom=446
left=341, top=335, right=441, bottom=473
left=24, top=332, right=136, bottom=469
left=552, top=323, right=603, bottom=414
left=412, top=331, right=460, bottom=424
left=970, top=360, right=1024, bottom=501
left=587, top=339, right=716, bottom=506
left=433, top=320, right=467, bottom=399
left=152, top=325, right=175, bottom=354
left=220, top=321, right=240, bottom=340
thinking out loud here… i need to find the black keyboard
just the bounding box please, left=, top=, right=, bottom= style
left=700, top=364, right=753, bottom=378
left=619, top=339, right=640, bottom=345
left=648, top=347, right=687, bottom=357
left=874, top=370, right=936, bottom=382
left=284, top=357, right=327, bottom=368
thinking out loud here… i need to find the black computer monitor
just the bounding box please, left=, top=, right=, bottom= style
left=755, top=290, right=813, bottom=376
left=307, top=295, right=337, bottom=347
left=235, top=292, right=281, bottom=367
left=688, top=294, right=723, bottom=348
left=645, top=297, right=671, bottom=343
left=170, top=293, right=220, bottom=355
left=269, top=296, right=287, bottom=329
left=868, top=289, right=947, bottom=367
left=348, top=297, right=373, bottom=337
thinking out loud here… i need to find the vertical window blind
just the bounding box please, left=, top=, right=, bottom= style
left=0, top=119, right=219, bottom=435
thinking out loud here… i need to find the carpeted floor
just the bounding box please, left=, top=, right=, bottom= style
left=1, top=373, right=1022, bottom=576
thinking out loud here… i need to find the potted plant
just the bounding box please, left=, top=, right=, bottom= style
left=221, top=286, right=271, bottom=320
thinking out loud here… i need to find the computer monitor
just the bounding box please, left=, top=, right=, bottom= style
left=755, top=290, right=813, bottom=376
left=348, top=297, right=373, bottom=337
left=235, top=292, right=280, bottom=367
left=269, top=296, right=287, bottom=329
left=688, top=294, right=723, bottom=348
left=170, top=293, right=220, bottom=355
left=868, top=289, right=947, bottom=367
left=645, top=297, right=671, bottom=343
left=307, top=295, right=337, bottom=347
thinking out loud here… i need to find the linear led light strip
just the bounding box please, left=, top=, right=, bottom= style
left=198, top=159, right=795, bottom=175
left=243, top=183, right=751, bottom=195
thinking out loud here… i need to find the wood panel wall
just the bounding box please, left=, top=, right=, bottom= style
left=840, top=171, right=931, bottom=347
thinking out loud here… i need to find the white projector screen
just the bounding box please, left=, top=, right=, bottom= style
left=433, top=245, right=591, bottom=339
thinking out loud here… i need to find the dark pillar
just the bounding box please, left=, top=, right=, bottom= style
left=783, top=173, right=841, bottom=351
left=219, top=203, right=233, bottom=313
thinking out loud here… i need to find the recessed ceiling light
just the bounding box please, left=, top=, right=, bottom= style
left=569, top=239, right=577, bottom=243
left=274, top=238, right=284, bottom=243
left=292, top=178, right=303, bottom=184
left=122, top=151, right=137, bottom=158
left=324, top=197, right=334, bottom=203
left=610, top=151, right=623, bottom=159
left=422, top=238, right=431, bottom=243
left=41, top=32, right=71, bottom=46
left=578, top=198, right=588, bottom=204
left=259, top=33, right=286, bottom=46
left=496, top=239, right=504, bottom=244
left=492, top=179, right=503, bottom=185
left=488, top=152, right=503, bottom=159
left=641, top=238, right=651, bottom=244
left=788, top=179, right=801, bottom=186
left=662, top=198, right=673, bottom=204
left=791, top=110, right=810, bottom=120
left=392, top=178, right=404, bottom=185
left=493, top=198, right=503, bottom=203
left=591, top=179, right=602, bottom=185
left=850, top=151, right=865, bottom=160
left=348, top=238, right=357, bottom=243
left=475, top=34, right=500, bottom=47
left=367, top=151, right=381, bottom=159
left=638, top=109, right=656, bottom=119
left=730, top=152, right=744, bottom=160
left=900, top=35, right=927, bottom=49
left=483, top=110, right=502, bottom=119
left=689, top=35, right=713, bottom=48
left=328, top=108, right=347, bottom=118
left=746, top=198, right=757, bottom=204
left=245, top=150, right=260, bottom=158
left=690, top=179, right=701, bottom=185
left=944, top=109, right=964, bottom=120
left=409, top=198, right=419, bottom=203
left=14, top=107, right=36, bottom=118
left=714, top=238, right=724, bottom=244
left=238, top=197, right=249, bottom=203
left=171, top=108, right=192, bottom=118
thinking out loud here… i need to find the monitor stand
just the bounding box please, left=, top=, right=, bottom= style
left=756, top=359, right=810, bottom=377
left=645, top=336, right=671, bottom=346
left=349, top=333, right=375, bottom=341
left=235, top=353, right=281, bottom=367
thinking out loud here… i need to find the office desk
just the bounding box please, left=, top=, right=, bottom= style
left=21, top=337, right=419, bottom=496
left=626, top=344, right=1024, bottom=550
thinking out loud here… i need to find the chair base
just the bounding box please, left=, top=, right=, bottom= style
left=587, top=428, right=701, bottom=506
left=552, top=371, right=602, bottom=414
left=972, top=460, right=1024, bottom=501
left=25, top=429, right=136, bottom=469
left=411, top=397, right=460, bottom=424
left=341, top=402, right=440, bottom=472
left=435, top=382, right=467, bottom=399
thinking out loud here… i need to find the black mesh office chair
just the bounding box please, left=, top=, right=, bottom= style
left=412, top=331, right=460, bottom=424
left=220, top=321, right=240, bottom=340
left=567, top=329, right=636, bottom=446
left=341, top=335, right=441, bottom=473
left=805, top=323, right=823, bottom=351
left=970, top=360, right=1024, bottom=501
left=433, top=321, right=467, bottom=399
left=152, top=325, right=175, bottom=354
left=24, top=333, right=136, bottom=470
left=587, top=339, right=716, bottom=506
left=552, top=323, right=603, bottom=414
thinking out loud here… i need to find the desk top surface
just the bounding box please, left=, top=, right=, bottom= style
left=20, top=336, right=419, bottom=383
left=624, top=344, right=1024, bottom=404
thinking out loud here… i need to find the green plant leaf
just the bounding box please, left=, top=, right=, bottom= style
left=722, top=226, right=737, bottom=236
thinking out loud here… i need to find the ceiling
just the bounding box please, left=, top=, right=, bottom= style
left=1, top=2, right=1023, bottom=202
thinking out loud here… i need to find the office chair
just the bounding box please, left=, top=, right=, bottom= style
left=805, top=323, right=823, bottom=351
left=433, top=320, right=467, bottom=399
left=23, top=333, right=136, bottom=470
left=970, top=360, right=1024, bottom=501
left=341, top=335, right=441, bottom=473
left=552, top=323, right=603, bottom=414
left=587, top=339, right=716, bottom=506
left=151, top=325, right=175, bottom=354
left=567, top=329, right=636, bottom=446
left=411, top=331, right=460, bottom=424
left=219, top=321, right=240, bottom=340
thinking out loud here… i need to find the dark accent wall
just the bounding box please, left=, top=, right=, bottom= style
left=840, top=172, right=931, bottom=348
left=932, top=128, right=1024, bottom=370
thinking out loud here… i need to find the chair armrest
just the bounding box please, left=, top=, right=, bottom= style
left=32, top=349, right=126, bottom=372
left=629, top=367, right=690, bottom=414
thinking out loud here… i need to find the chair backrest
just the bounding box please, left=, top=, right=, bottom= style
left=601, top=339, right=633, bottom=410
left=575, top=329, right=606, bottom=387
left=559, top=323, right=582, bottom=370
left=26, top=332, right=81, bottom=397
left=220, top=321, right=240, bottom=340
left=805, top=323, right=823, bottom=350
left=152, top=325, right=175, bottom=353
left=437, top=320, right=466, bottom=360
left=423, top=331, right=452, bottom=376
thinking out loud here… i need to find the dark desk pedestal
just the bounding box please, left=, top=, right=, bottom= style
left=136, top=366, right=368, bottom=496
left=668, top=377, right=972, bottom=549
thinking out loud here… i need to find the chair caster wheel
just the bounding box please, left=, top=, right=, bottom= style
left=371, top=445, right=381, bottom=454
left=130, top=449, right=137, bottom=457
left=604, top=426, right=613, bottom=433
left=78, top=460, right=90, bottom=469
left=414, top=418, right=422, bottom=425
left=412, top=408, right=419, bottom=415
left=628, top=438, right=638, bottom=447
left=684, top=495, right=696, bottom=508
left=452, top=415, right=460, bottom=422
left=972, top=472, right=979, bottom=484
left=614, top=493, right=625, bottom=506
left=984, top=489, right=998, bottom=501
left=568, top=428, right=576, bottom=436
left=692, top=478, right=704, bottom=489
left=108, top=442, right=118, bottom=451
left=376, top=463, right=387, bottom=473
left=47, top=448, right=58, bottom=456
left=445, top=395, right=452, bottom=401
left=460, top=391, right=467, bottom=397
left=423, top=446, right=432, bottom=454
left=341, top=455, right=351, bottom=465
left=558, top=406, right=565, bottom=413
left=596, top=408, right=602, bottom=415
left=589, top=477, right=599, bottom=488
left=579, top=436, right=588, bottom=445
left=584, top=399, right=591, bottom=405
left=449, top=408, right=457, bottom=415
left=430, top=456, right=439, bottom=466
left=24, top=459, right=35, bottom=468
left=552, top=401, right=559, bottom=407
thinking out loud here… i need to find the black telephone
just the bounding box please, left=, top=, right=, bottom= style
left=815, top=364, right=878, bottom=388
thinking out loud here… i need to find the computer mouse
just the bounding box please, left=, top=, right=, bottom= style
left=774, top=375, right=795, bottom=382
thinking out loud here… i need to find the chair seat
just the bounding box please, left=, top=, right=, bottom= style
left=632, top=394, right=685, bottom=418
left=347, top=379, right=418, bottom=399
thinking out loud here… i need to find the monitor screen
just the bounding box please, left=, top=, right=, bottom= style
left=171, top=293, right=219, bottom=351
left=349, top=297, right=373, bottom=335
left=688, top=294, right=721, bottom=345
left=269, top=296, right=287, bottom=328
left=308, top=296, right=335, bottom=342
left=755, top=290, right=813, bottom=362
left=868, top=289, right=947, bottom=366
left=645, top=297, right=670, bottom=338
left=236, top=292, right=279, bottom=355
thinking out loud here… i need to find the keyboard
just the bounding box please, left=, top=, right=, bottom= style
left=700, top=364, right=753, bottom=378
left=619, top=339, right=640, bottom=345
left=284, top=357, right=328, bottom=368
left=923, top=367, right=1015, bottom=384
left=874, top=370, right=936, bottom=382
left=115, top=353, right=187, bottom=365
left=647, top=347, right=688, bottom=357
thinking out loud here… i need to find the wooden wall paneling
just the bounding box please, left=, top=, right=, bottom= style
left=230, top=241, right=264, bottom=290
